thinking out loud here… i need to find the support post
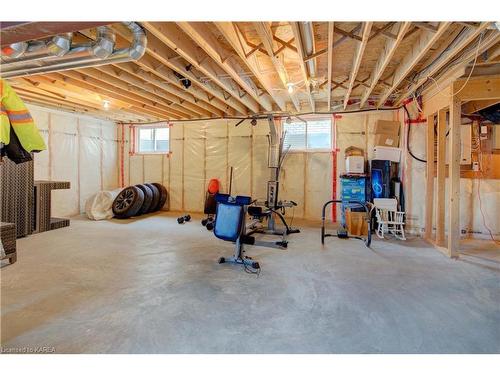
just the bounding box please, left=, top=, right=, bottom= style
left=435, top=109, right=447, bottom=246
left=448, top=96, right=461, bottom=258
left=424, top=114, right=435, bottom=240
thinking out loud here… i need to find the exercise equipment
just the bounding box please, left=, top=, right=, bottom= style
left=177, top=214, right=191, bottom=224
left=214, top=194, right=260, bottom=271
left=321, top=199, right=372, bottom=247
left=246, top=115, right=300, bottom=246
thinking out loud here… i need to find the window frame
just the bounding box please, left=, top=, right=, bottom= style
left=134, top=124, right=170, bottom=155
left=282, top=116, right=333, bottom=153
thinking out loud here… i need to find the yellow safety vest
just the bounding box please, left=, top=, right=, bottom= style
left=0, top=79, right=46, bottom=152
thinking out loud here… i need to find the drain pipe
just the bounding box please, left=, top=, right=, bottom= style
left=0, top=22, right=146, bottom=78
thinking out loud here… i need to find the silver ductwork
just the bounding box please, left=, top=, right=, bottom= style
left=0, top=22, right=146, bottom=78
left=300, top=22, right=317, bottom=86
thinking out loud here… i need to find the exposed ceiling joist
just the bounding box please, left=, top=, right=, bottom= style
left=142, top=22, right=259, bottom=114
left=343, top=22, right=373, bottom=109
left=177, top=22, right=273, bottom=112
left=46, top=72, right=176, bottom=119
left=377, top=22, right=452, bottom=107
left=253, top=21, right=300, bottom=112
left=359, top=22, right=411, bottom=108
left=215, top=22, right=287, bottom=111
left=394, top=22, right=491, bottom=105
left=116, top=61, right=222, bottom=117
left=55, top=70, right=176, bottom=119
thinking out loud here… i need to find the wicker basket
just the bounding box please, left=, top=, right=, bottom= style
left=1, top=221, right=17, bottom=264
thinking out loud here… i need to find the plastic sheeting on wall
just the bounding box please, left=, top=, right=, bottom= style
left=27, top=104, right=119, bottom=218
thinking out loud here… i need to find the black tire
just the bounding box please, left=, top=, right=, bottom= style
left=152, top=183, right=168, bottom=211
left=135, top=184, right=153, bottom=215
left=112, top=186, right=145, bottom=219
left=144, top=183, right=160, bottom=213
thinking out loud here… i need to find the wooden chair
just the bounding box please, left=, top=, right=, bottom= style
left=373, top=198, right=406, bottom=240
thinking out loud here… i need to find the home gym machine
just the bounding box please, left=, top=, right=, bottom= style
left=214, top=194, right=261, bottom=272
left=213, top=115, right=300, bottom=271
left=321, top=199, right=372, bottom=248
left=246, top=115, right=300, bottom=248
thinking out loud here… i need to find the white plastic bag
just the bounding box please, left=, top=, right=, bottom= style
left=84, top=189, right=122, bottom=220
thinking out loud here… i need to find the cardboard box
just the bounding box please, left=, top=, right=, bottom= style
left=374, top=146, right=402, bottom=163
left=374, top=120, right=400, bottom=147
left=345, top=155, right=364, bottom=174
left=346, top=209, right=368, bottom=236
left=374, top=134, right=399, bottom=147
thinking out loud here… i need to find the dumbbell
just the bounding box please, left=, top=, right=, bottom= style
left=206, top=220, right=214, bottom=231
left=177, top=214, right=191, bottom=224
left=202, top=216, right=214, bottom=226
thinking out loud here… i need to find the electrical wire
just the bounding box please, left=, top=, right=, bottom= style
left=428, top=31, right=485, bottom=98
left=403, top=104, right=427, bottom=163
left=476, top=126, right=500, bottom=245
left=125, top=107, right=406, bottom=126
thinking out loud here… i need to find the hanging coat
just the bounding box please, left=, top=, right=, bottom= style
left=0, top=79, right=46, bottom=152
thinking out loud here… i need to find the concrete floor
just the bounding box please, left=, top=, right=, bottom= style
left=1, top=213, right=499, bottom=354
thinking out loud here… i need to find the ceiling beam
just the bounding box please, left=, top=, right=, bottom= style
left=177, top=22, right=273, bottom=112
left=327, top=22, right=334, bottom=110
left=55, top=70, right=177, bottom=119
left=290, top=22, right=316, bottom=112
left=12, top=84, right=150, bottom=122
left=140, top=31, right=245, bottom=116
left=394, top=22, right=491, bottom=106
left=343, top=22, right=373, bottom=109
left=76, top=68, right=184, bottom=119
left=377, top=22, right=452, bottom=107
left=44, top=72, right=172, bottom=120
left=359, top=22, right=411, bottom=108
left=142, top=22, right=259, bottom=114
left=95, top=65, right=199, bottom=119
left=111, top=25, right=232, bottom=116
left=462, top=99, right=500, bottom=114
left=115, top=62, right=219, bottom=117
left=215, top=22, right=287, bottom=111
left=253, top=21, right=300, bottom=112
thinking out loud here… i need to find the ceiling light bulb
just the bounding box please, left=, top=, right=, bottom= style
left=286, top=116, right=292, bottom=124
left=103, top=100, right=110, bottom=110
left=287, top=83, right=294, bottom=94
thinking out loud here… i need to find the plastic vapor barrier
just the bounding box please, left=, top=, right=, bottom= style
left=27, top=104, right=120, bottom=218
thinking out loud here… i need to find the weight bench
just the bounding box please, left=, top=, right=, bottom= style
left=214, top=194, right=260, bottom=270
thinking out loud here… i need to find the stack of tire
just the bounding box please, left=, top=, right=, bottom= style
left=112, top=183, right=168, bottom=219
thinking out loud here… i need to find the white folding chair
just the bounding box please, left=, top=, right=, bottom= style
left=373, top=198, right=406, bottom=240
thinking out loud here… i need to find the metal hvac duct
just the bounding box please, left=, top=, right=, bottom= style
left=0, top=22, right=146, bottom=78
left=300, top=21, right=317, bottom=84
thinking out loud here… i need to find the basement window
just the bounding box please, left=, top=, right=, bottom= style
left=136, top=125, right=170, bottom=154
left=283, top=117, right=332, bottom=151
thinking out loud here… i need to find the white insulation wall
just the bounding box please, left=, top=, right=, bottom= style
left=121, top=111, right=499, bottom=234
left=28, top=104, right=119, bottom=218
left=337, top=107, right=499, bottom=238
left=120, top=119, right=332, bottom=220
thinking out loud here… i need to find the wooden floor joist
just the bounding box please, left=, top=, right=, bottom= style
left=1, top=21, right=498, bottom=122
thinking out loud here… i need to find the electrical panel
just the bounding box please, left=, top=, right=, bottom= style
left=446, top=124, right=472, bottom=165
left=494, top=125, right=500, bottom=150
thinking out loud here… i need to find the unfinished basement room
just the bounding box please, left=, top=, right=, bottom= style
left=1, top=1, right=499, bottom=370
